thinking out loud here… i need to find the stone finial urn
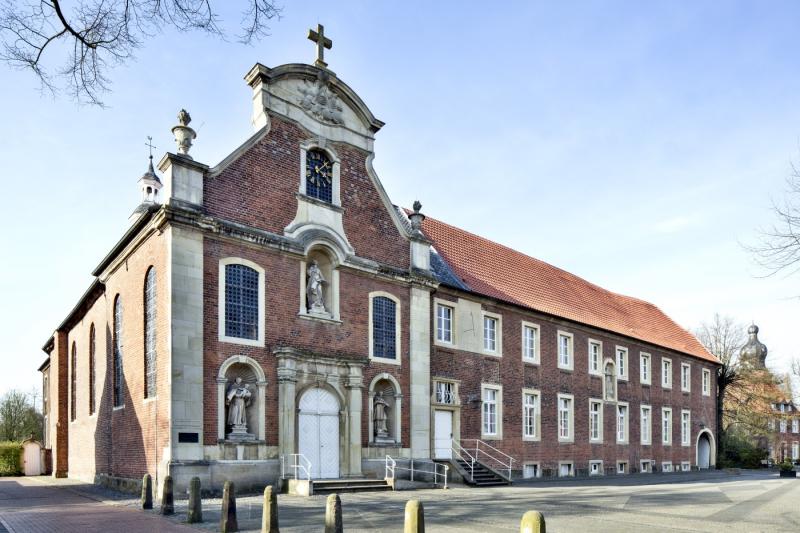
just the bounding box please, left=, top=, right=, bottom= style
left=171, top=109, right=197, bottom=158
left=408, top=200, right=426, bottom=236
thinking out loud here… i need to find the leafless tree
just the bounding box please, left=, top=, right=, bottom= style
left=0, top=1, right=281, bottom=106
left=695, top=313, right=747, bottom=465
left=748, top=168, right=800, bottom=277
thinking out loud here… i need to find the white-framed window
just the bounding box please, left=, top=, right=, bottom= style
left=436, top=303, right=453, bottom=344
left=681, top=461, right=691, bottom=472
left=589, top=399, right=603, bottom=443
left=792, top=442, right=799, bottom=460
left=662, top=407, right=672, bottom=445
left=557, top=331, right=574, bottom=370
left=368, top=292, right=401, bottom=365
left=482, top=313, right=500, bottom=354
left=640, top=460, right=652, bottom=473
left=522, top=322, right=540, bottom=363
left=616, top=402, right=629, bottom=444
left=434, top=380, right=456, bottom=405
left=702, top=368, right=711, bottom=396
left=218, top=258, right=266, bottom=347
left=681, top=363, right=691, bottom=392
left=640, top=353, right=651, bottom=385
left=662, top=462, right=673, bottom=473
left=589, top=339, right=602, bottom=376
left=616, top=346, right=628, bottom=380
left=558, top=462, right=574, bottom=477
left=681, top=410, right=691, bottom=446
left=558, top=394, right=574, bottom=442
left=661, top=358, right=672, bottom=389
left=523, top=389, right=540, bottom=441
left=589, top=460, right=603, bottom=476
left=640, top=405, right=652, bottom=445
left=523, top=463, right=540, bottom=479
left=617, top=461, right=628, bottom=474
left=481, top=384, right=502, bottom=439
left=780, top=419, right=787, bottom=433
left=793, top=419, right=799, bottom=433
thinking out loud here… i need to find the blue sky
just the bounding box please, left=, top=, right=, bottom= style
left=1, top=1, right=799, bottom=398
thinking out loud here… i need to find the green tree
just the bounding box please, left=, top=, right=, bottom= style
left=0, top=390, right=42, bottom=442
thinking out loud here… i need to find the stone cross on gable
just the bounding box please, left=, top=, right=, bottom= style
left=308, top=24, right=332, bottom=68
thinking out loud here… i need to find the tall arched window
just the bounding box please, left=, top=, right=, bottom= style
left=224, top=263, right=260, bottom=340
left=372, top=296, right=397, bottom=360
left=70, top=342, right=77, bottom=421
left=144, top=268, right=157, bottom=398
left=113, top=295, right=124, bottom=407
left=89, top=323, right=96, bottom=415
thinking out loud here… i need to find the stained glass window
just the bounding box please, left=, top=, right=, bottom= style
left=372, top=296, right=396, bottom=359
left=144, top=268, right=157, bottom=398
left=89, top=323, right=95, bottom=415
left=113, top=296, right=124, bottom=407
left=70, top=342, right=76, bottom=421
left=225, top=264, right=259, bottom=340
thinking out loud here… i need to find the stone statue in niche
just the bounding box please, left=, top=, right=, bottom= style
left=226, top=377, right=254, bottom=441
left=306, top=260, right=327, bottom=313
left=373, top=391, right=391, bottom=441
left=604, top=364, right=615, bottom=401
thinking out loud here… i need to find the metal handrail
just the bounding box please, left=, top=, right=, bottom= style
left=451, top=439, right=475, bottom=481
left=385, top=455, right=448, bottom=489
left=281, top=453, right=312, bottom=481
left=458, top=439, right=515, bottom=481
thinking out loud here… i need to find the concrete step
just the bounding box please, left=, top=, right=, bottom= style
left=311, top=479, right=392, bottom=494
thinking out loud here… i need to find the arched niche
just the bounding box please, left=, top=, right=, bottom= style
left=696, top=428, right=716, bottom=469
left=368, top=373, right=402, bottom=446
left=217, top=355, right=267, bottom=442
left=300, top=244, right=340, bottom=321
left=603, top=358, right=617, bottom=402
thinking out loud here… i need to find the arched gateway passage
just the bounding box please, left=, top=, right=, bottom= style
left=298, top=387, right=340, bottom=479
left=697, top=429, right=715, bottom=469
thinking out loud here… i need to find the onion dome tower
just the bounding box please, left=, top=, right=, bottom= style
left=739, top=324, right=768, bottom=369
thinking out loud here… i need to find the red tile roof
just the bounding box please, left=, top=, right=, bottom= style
left=419, top=215, right=718, bottom=364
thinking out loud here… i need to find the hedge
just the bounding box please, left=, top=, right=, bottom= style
left=0, top=442, right=22, bottom=476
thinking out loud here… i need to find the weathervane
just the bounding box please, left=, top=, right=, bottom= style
left=145, top=136, right=156, bottom=161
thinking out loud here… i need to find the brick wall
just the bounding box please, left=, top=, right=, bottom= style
left=431, top=288, right=718, bottom=473
left=202, top=236, right=411, bottom=446
left=64, top=229, right=170, bottom=482
left=204, top=113, right=409, bottom=270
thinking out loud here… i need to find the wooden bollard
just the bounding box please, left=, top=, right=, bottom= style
left=187, top=476, right=202, bottom=523
left=261, top=485, right=279, bottom=533
left=161, top=475, right=174, bottom=515
left=404, top=499, right=425, bottom=533
left=141, top=473, right=153, bottom=510
left=520, top=510, right=546, bottom=533
left=220, top=481, right=238, bottom=532
left=324, top=493, right=343, bottom=533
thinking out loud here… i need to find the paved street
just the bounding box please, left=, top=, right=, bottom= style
left=1, top=471, right=799, bottom=532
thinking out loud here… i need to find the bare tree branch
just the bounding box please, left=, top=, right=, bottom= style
left=0, top=0, right=281, bottom=106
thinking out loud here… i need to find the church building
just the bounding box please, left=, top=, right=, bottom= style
left=38, top=27, right=720, bottom=494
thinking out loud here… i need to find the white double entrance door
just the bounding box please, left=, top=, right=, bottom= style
left=298, top=387, right=340, bottom=479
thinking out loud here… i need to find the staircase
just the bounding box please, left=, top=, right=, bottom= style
left=311, top=478, right=392, bottom=495
left=454, top=458, right=511, bottom=487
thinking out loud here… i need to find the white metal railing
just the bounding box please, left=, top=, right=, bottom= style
left=385, top=455, right=448, bottom=489
left=451, top=439, right=476, bottom=480
left=455, top=439, right=515, bottom=481
left=281, top=454, right=312, bottom=482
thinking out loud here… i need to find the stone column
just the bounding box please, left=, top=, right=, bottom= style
left=257, top=380, right=267, bottom=441
left=277, top=369, right=297, bottom=459
left=217, top=377, right=227, bottom=442
left=346, top=366, right=364, bottom=476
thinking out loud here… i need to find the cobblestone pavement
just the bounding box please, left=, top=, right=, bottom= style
left=3, top=471, right=800, bottom=532
left=0, top=476, right=193, bottom=532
